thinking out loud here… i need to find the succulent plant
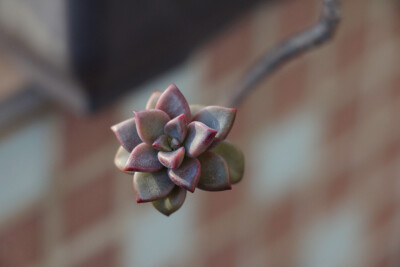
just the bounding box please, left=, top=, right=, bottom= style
left=111, top=83, right=244, bottom=216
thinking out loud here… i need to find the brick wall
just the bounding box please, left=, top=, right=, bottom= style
left=0, top=0, right=400, bottom=266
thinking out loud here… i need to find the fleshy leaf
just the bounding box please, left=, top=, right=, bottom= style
left=192, top=106, right=237, bottom=147
left=164, top=114, right=187, bottom=142
left=134, top=109, right=170, bottom=144
left=170, top=138, right=180, bottom=150
left=184, top=121, right=217, bottom=158
left=125, top=143, right=164, bottom=172
left=152, top=135, right=172, bottom=152
left=133, top=170, right=175, bottom=203
left=155, top=83, right=191, bottom=120
left=197, top=152, right=231, bottom=191
left=111, top=118, right=141, bottom=152
left=114, top=146, right=134, bottom=174
left=158, top=147, right=185, bottom=169
left=146, top=90, right=162, bottom=109
left=168, top=158, right=201, bottom=192
left=152, top=186, right=186, bottom=216
left=212, top=141, right=244, bottom=184
left=189, top=104, right=205, bottom=118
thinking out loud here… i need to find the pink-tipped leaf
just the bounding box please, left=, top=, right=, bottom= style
left=152, top=135, right=172, bottom=152
left=155, top=83, right=191, bottom=120
left=125, top=143, right=164, bottom=172
left=192, top=106, right=236, bottom=147
left=184, top=121, right=217, bottom=158
left=168, top=158, right=201, bottom=193
left=134, top=109, right=170, bottom=144
left=158, top=147, right=185, bottom=169
left=164, top=114, right=187, bottom=142
left=111, top=118, right=141, bottom=152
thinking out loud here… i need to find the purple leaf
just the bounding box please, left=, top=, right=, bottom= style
left=155, top=83, right=191, bottom=121
left=146, top=90, right=162, bottom=110
left=114, top=146, right=134, bottom=174
left=152, top=135, right=172, bottom=152
left=192, top=106, right=237, bottom=147
left=212, top=141, right=244, bottom=184
left=152, top=186, right=187, bottom=216
left=164, top=114, right=187, bottom=143
left=168, top=158, right=201, bottom=193
left=184, top=121, right=217, bottom=158
left=158, top=147, right=185, bottom=169
left=111, top=118, right=141, bottom=152
left=134, top=109, right=170, bottom=144
left=133, top=170, right=175, bottom=203
left=197, top=152, right=231, bottom=191
left=125, top=143, right=164, bottom=172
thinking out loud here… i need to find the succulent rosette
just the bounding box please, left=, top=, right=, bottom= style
left=111, top=83, right=244, bottom=216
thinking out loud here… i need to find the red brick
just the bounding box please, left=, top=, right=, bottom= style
left=395, top=6, right=400, bottom=32
left=343, top=0, right=367, bottom=26
left=223, top=105, right=247, bottom=142
left=236, top=77, right=273, bottom=136
left=200, top=186, right=243, bottom=220
left=271, top=59, right=308, bottom=120
left=264, top=195, right=296, bottom=245
left=372, top=256, right=391, bottom=267
left=278, top=0, right=318, bottom=39
left=336, top=24, right=367, bottom=71
left=391, top=76, right=400, bottom=101
left=205, top=15, right=253, bottom=82
left=62, top=172, right=115, bottom=239
left=327, top=98, right=358, bottom=140
left=62, top=108, right=117, bottom=167
left=262, top=233, right=296, bottom=267
left=395, top=248, right=400, bottom=267
left=72, top=244, right=120, bottom=267
left=0, top=209, right=44, bottom=267
left=367, top=17, right=397, bottom=52
left=324, top=169, right=351, bottom=210
left=204, top=242, right=238, bottom=267
left=369, top=201, right=397, bottom=232
left=380, top=137, right=400, bottom=165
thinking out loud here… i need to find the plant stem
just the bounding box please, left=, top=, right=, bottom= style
left=229, top=0, right=341, bottom=108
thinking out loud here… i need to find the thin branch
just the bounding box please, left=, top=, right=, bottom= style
left=229, top=0, right=341, bottom=107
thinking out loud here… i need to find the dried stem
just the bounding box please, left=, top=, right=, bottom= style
left=229, top=0, right=341, bottom=107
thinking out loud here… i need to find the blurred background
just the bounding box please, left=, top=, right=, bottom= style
left=0, top=0, right=400, bottom=266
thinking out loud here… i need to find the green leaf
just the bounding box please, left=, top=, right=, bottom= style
left=133, top=170, right=175, bottom=203
left=189, top=104, right=205, bottom=117
left=197, top=152, right=231, bottom=191
left=146, top=91, right=162, bottom=109
left=212, top=141, right=244, bottom=184
left=114, top=146, right=134, bottom=174
left=152, top=186, right=187, bottom=216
